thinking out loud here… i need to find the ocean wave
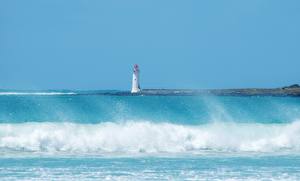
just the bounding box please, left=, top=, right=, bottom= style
left=0, top=121, right=300, bottom=155
left=0, top=92, right=77, bottom=96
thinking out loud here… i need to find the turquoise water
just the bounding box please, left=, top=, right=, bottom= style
left=0, top=91, right=300, bottom=180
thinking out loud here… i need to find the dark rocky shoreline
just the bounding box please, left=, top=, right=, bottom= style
left=142, top=88, right=300, bottom=96
left=135, top=88, right=300, bottom=96
left=105, top=84, right=300, bottom=96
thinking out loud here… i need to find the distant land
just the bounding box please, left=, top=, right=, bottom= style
left=107, top=84, right=300, bottom=96
left=0, top=84, right=299, bottom=97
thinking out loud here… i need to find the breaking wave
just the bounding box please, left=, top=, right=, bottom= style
left=1, top=120, right=300, bottom=155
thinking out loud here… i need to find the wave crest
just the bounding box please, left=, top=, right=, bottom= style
left=1, top=121, right=300, bottom=154
left=0, top=92, right=76, bottom=96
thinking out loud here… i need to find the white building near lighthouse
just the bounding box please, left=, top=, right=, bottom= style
left=131, top=64, right=141, bottom=93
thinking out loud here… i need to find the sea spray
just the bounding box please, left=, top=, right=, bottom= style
left=1, top=120, right=300, bottom=155
left=1, top=94, right=300, bottom=124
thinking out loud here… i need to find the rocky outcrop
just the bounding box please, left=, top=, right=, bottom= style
left=282, top=84, right=300, bottom=89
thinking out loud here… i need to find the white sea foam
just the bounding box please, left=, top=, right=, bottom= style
left=0, top=92, right=76, bottom=96
left=1, top=121, right=300, bottom=154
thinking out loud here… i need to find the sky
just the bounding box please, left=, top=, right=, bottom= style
left=0, top=0, right=299, bottom=90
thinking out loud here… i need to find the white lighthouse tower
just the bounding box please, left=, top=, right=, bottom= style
left=131, top=64, right=141, bottom=93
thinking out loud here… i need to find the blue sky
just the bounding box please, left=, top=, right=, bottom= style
left=0, top=0, right=299, bottom=90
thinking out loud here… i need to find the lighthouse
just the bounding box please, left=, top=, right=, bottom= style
left=131, top=64, right=141, bottom=93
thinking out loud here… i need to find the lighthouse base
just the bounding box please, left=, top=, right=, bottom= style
left=131, top=88, right=141, bottom=93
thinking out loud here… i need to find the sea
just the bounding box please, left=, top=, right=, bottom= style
left=0, top=90, right=300, bottom=180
